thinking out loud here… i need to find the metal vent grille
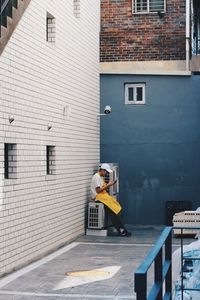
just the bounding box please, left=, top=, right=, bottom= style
left=88, top=202, right=105, bottom=229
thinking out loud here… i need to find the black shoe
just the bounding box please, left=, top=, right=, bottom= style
left=119, top=229, right=132, bottom=237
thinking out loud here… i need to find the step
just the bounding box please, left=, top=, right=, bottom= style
left=1, top=0, right=18, bottom=26
left=86, top=229, right=108, bottom=236
left=1, top=14, right=7, bottom=28
left=1, top=1, right=14, bottom=28
left=11, top=0, right=18, bottom=9
left=0, top=0, right=31, bottom=54
left=6, top=2, right=13, bottom=18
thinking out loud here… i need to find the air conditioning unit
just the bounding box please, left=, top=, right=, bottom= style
left=173, top=211, right=200, bottom=236
left=87, top=202, right=105, bottom=229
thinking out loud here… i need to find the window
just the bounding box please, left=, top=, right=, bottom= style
left=125, top=83, right=146, bottom=105
left=4, top=143, right=17, bottom=179
left=73, top=0, right=80, bottom=18
left=132, top=0, right=166, bottom=14
left=46, top=146, right=55, bottom=175
left=46, top=12, right=55, bottom=43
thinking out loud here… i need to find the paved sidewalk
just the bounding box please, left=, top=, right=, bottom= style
left=0, top=226, right=175, bottom=300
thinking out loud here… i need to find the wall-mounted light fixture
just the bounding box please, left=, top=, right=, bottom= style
left=47, top=123, right=52, bottom=130
left=98, top=105, right=112, bottom=116
left=9, top=115, right=14, bottom=123
left=63, top=104, right=72, bottom=117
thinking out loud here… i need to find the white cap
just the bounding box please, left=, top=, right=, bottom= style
left=100, top=163, right=112, bottom=173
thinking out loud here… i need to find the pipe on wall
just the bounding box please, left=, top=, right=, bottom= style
left=186, top=0, right=190, bottom=71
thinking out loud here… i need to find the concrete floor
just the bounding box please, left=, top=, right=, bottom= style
left=0, top=226, right=196, bottom=300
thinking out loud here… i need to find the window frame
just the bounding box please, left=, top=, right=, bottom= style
left=4, top=143, right=17, bottom=179
left=46, top=12, right=55, bottom=43
left=73, top=0, right=80, bottom=18
left=125, top=83, right=146, bottom=105
left=46, top=145, right=56, bottom=175
left=132, top=0, right=166, bottom=14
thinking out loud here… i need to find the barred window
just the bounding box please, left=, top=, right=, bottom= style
left=4, top=143, right=17, bottom=179
left=132, top=0, right=166, bottom=14
left=46, top=12, right=55, bottom=43
left=46, top=145, right=56, bottom=175
left=73, top=0, right=80, bottom=18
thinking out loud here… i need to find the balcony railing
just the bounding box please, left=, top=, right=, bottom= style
left=134, top=227, right=172, bottom=300
left=174, top=226, right=200, bottom=300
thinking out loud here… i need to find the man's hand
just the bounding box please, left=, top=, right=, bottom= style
left=107, top=180, right=117, bottom=187
left=96, top=180, right=117, bottom=194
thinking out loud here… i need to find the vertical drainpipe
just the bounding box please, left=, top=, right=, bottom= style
left=186, top=0, right=190, bottom=71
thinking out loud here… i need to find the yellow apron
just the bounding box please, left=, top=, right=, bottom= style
left=95, top=182, right=122, bottom=215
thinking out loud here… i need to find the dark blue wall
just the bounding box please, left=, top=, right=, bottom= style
left=100, top=74, right=200, bottom=225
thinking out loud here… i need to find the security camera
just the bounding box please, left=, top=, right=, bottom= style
left=104, top=105, right=111, bottom=114
left=98, top=105, right=112, bottom=116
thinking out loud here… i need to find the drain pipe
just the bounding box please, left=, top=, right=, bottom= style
left=186, top=0, right=190, bottom=71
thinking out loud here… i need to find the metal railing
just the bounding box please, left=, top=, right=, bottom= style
left=175, top=226, right=200, bottom=300
left=192, top=1, right=200, bottom=56
left=134, top=227, right=172, bottom=300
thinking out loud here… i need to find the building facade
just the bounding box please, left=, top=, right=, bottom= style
left=0, top=0, right=100, bottom=276
left=100, top=0, right=200, bottom=225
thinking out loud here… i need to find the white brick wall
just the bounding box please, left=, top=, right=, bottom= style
left=0, top=0, right=100, bottom=276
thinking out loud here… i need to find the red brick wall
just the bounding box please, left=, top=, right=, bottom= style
left=100, top=0, right=186, bottom=62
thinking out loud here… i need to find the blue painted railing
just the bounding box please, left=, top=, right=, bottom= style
left=134, top=227, right=172, bottom=300
left=174, top=226, right=200, bottom=300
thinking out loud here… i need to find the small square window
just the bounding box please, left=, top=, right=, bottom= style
left=4, top=143, right=17, bottom=179
left=125, top=83, right=146, bottom=105
left=132, top=0, right=166, bottom=14
left=46, top=145, right=55, bottom=175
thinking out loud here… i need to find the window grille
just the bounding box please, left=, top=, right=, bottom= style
left=132, top=0, right=166, bottom=14
left=46, top=12, right=55, bottom=42
left=73, top=0, right=80, bottom=18
left=46, top=145, right=56, bottom=175
left=4, top=143, right=17, bottom=179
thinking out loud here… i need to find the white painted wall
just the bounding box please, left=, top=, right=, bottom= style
left=0, top=0, right=100, bottom=276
